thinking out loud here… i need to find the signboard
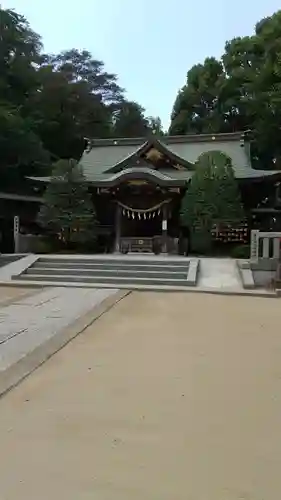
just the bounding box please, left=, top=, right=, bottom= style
left=13, top=216, right=19, bottom=236
left=162, top=219, right=167, bottom=231
left=13, top=216, right=20, bottom=253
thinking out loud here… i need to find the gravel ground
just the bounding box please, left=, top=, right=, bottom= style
left=0, top=291, right=280, bottom=500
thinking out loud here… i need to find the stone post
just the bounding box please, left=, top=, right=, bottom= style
left=114, top=203, right=121, bottom=253
left=250, top=229, right=259, bottom=263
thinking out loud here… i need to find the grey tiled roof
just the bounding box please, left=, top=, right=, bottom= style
left=79, top=134, right=262, bottom=181
left=29, top=134, right=281, bottom=184
left=81, top=144, right=139, bottom=177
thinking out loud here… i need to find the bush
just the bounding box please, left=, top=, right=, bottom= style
left=35, top=236, right=58, bottom=254
left=230, top=244, right=250, bottom=259
left=190, top=228, right=213, bottom=255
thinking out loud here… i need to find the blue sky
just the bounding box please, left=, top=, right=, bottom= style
left=2, top=0, right=281, bottom=129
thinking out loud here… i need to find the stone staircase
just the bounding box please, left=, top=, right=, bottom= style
left=13, top=255, right=198, bottom=289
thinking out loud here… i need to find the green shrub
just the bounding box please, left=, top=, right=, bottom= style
left=35, top=236, right=60, bottom=254
left=231, top=244, right=250, bottom=259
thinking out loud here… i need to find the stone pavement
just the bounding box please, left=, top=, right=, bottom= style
left=0, top=286, right=121, bottom=394
left=198, top=257, right=242, bottom=289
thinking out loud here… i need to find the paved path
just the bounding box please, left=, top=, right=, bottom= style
left=0, top=286, right=40, bottom=307
left=198, top=257, right=242, bottom=289
left=0, top=291, right=281, bottom=499
left=0, top=286, right=118, bottom=373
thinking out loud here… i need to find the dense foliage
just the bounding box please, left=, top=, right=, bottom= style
left=169, top=10, right=281, bottom=170
left=180, top=152, right=245, bottom=253
left=38, top=159, right=96, bottom=248
left=0, top=7, right=162, bottom=187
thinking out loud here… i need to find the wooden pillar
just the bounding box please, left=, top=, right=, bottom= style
left=114, top=203, right=121, bottom=253
left=162, top=203, right=168, bottom=254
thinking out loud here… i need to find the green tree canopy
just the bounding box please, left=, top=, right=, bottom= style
left=169, top=10, right=281, bottom=170
left=0, top=8, right=42, bottom=105
left=181, top=151, right=245, bottom=252
left=38, top=159, right=97, bottom=247
left=112, top=101, right=149, bottom=138
left=0, top=6, right=158, bottom=189
left=0, top=8, right=50, bottom=186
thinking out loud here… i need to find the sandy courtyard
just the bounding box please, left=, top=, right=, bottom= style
left=0, top=291, right=281, bottom=499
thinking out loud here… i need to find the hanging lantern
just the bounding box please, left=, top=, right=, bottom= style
left=132, top=212, right=135, bottom=219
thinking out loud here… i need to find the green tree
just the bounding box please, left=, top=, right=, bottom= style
left=38, top=159, right=97, bottom=248
left=27, top=49, right=124, bottom=160
left=180, top=154, right=215, bottom=252
left=211, top=152, right=245, bottom=228
left=147, top=116, right=164, bottom=135
left=0, top=5, right=164, bottom=185
left=0, top=103, right=50, bottom=187
left=0, top=8, right=50, bottom=185
left=112, top=101, right=149, bottom=137
left=0, top=8, right=41, bottom=105
left=170, top=57, right=227, bottom=135
left=180, top=151, right=244, bottom=253
left=169, top=10, right=281, bottom=169
left=44, top=49, right=124, bottom=105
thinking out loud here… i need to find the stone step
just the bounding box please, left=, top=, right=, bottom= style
left=25, top=267, right=188, bottom=280
left=33, top=261, right=189, bottom=272
left=37, top=257, right=189, bottom=267
left=15, top=273, right=192, bottom=287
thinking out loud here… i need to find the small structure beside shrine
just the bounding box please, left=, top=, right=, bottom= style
left=237, top=229, right=281, bottom=289
left=28, top=131, right=281, bottom=255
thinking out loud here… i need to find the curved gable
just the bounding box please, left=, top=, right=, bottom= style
left=106, top=138, right=195, bottom=174
left=95, top=167, right=188, bottom=187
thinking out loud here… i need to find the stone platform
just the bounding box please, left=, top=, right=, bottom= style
left=0, top=253, right=278, bottom=297
left=0, top=286, right=126, bottom=396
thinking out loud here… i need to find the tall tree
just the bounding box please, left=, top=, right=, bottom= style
left=147, top=116, right=164, bottom=135
left=38, top=159, right=96, bottom=248
left=0, top=6, right=164, bottom=181
left=26, top=49, right=125, bottom=159
left=112, top=101, right=149, bottom=137
left=170, top=57, right=226, bottom=135
left=44, top=49, right=124, bottom=105
left=26, top=64, right=112, bottom=160
left=181, top=152, right=244, bottom=253
left=0, top=8, right=41, bottom=105
left=0, top=7, right=50, bottom=185
left=169, top=10, right=281, bottom=169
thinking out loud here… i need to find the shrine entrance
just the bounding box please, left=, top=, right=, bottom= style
left=112, top=184, right=181, bottom=254
left=117, top=198, right=168, bottom=253
left=97, top=163, right=186, bottom=254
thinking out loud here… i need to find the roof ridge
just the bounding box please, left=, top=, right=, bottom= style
left=87, top=132, right=247, bottom=149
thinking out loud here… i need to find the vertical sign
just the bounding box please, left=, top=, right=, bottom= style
left=250, top=229, right=259, bottom=263
left=13, top=215, right=20, bottom=253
